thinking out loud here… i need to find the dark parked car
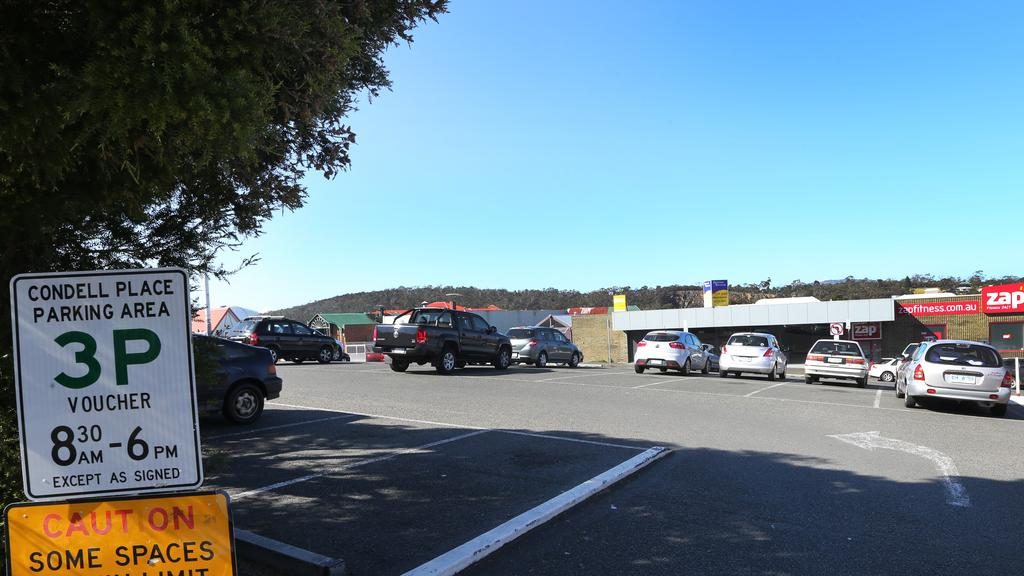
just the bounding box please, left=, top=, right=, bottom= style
left=374, top=308, right=512, bottom=374
left=507, top=326, right=583, bottom=367
left=193, top=335, right=282, bottom=424
left=223, top=316, right=339, bottom=364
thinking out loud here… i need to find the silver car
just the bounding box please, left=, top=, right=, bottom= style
left=718, top=332, right=787, bottom=380
left=634, top=330, right=710, bottom=375
left=896, top=340, right=1012, bottom=417
left=804, top=339, right=869, bottom=387
left=507, top=327, right=583, bottom=368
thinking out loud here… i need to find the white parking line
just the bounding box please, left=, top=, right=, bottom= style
left=231, top=429, right=490, bottom=500
left=873, top=389, right=882, bottom=409
left=206, top=414, right=360, bottom=440
left=631, top=379, right=681, bottom=389
left=538, top=371, right=637, bottom=382
left=270, top=403, right=646, bottom=451
left=744, top=382, right=788, bottom=398
left=403, top=446, right=670, bottom=576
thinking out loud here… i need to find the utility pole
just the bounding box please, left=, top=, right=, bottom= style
left=204, top=274, right=212, bottom=336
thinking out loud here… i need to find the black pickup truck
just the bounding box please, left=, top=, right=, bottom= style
left=373, top=308, right=512, bottom=374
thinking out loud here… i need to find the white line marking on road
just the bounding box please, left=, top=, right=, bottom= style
left=269, top=403, right=644, bottom=451
left=744, top=382, right=788, bottom=397
left=231, top=429, right=490, bottom=500
left=873, top=389, right=882, bottom=409
left=828, top=431, right=970, bottom=507
left=499, top=430, right=643, bottom=451
left=631, top=379, right=682, bottom=389
left=402, top=446, right=671, bottom=576
left=206, top=414, right=360, bottom=440
left=539, top=371, right=637, bottom=382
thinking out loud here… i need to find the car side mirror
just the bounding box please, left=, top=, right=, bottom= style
left=488, top=326, right=497, bottom=334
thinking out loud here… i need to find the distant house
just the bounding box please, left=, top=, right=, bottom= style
left=191, top=306, right=259, bottom=335
left=308, top=313, right=378, bottom=344
left=537, top=314, right=574, bottom=340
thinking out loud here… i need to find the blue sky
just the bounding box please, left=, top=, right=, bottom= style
left=201, top=0, right=1024, bottom=312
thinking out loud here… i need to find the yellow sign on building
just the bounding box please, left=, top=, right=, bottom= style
left=613, top=294, right=627, bottom=312
left=5, top=492, right=235, bottom=576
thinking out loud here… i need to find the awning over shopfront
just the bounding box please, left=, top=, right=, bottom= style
left=612, top=298, right=895, bottom=332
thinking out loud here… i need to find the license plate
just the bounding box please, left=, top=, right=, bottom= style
left=947, top=373, right=976, bottom=385
left=391, top=348, right=406, bottom=355
left=827, top=357, right=843, bottom=364
left=648, top=359, right=663, bottom=365
left=736, top=357, right=750, bottom=363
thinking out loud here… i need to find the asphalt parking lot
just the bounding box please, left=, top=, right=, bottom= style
left=201, top=361, right=1024, bottom=576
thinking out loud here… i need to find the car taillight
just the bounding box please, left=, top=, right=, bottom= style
left=807, top=354, right=824, bottom=362
left=247, top=333, right=258, bottom=346
left=1001, top=371, right=1014, bottom=388
left=372, top=326, right=378, bottom=341
left=525, top=339, right=538, bottom=348
left=763, top=348, right=774, bottom=358
left=721, top=346, right=727, bottom=354
left=913, top=365, right=925, bottom=381
left=637, top=341, right=647, bottom=347
left=669, top=341, right=685, bottom=349
left=846, top=358, right=865, bottom=365
left=415, top=326, right=428, bottom=345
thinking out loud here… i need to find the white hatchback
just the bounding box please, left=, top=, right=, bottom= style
left=718, top=332, right=787, bottom=380
left=634, top=330, right=710, bottom=375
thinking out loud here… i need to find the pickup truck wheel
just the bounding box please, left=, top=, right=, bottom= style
left=390, top=358, right=409, bottom=372
left=318, top=346, right=333, bottom=364
left=437, top=348, right=457, bottom=374
left=493, top=347, right=511, bottom=371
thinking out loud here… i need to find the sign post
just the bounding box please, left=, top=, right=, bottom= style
left=10, top=269, right=203, bottom=501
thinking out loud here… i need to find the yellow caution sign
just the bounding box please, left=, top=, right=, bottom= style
left=5, top=492, right=235, bottom=576
left=613, top=294, right=627, bottom=312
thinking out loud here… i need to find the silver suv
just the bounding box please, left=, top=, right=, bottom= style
left=507, top=327, right=583, bottom=368
left=896, top=340, right=1012, bottom=417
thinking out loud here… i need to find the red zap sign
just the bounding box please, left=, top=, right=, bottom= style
left=982, top=283, right=1024, bottom=314
left=852, top=322, right=882, bottom=340
left=896, top=301, right=980, bottom=317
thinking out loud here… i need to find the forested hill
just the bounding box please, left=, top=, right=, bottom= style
left=270, top=273, right=1022, bottom=319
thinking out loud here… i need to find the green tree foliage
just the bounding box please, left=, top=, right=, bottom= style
left=0, top=0, right=446, bottom=550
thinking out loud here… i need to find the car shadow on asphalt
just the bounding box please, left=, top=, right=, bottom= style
left=204, top=408, right=1024, bottom=576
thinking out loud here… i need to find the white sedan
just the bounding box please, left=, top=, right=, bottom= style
left=869, top=358, right=899, bottom=382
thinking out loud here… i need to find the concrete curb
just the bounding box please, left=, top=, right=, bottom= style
left=236, top=528, right=346, bottom=576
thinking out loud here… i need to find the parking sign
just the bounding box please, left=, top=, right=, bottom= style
left=829, top=323, right=844, bottom=336
left=10, top=269, right=202, bottom=500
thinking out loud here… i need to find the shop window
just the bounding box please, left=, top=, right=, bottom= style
left=990, top=322, right=1024, bottom=351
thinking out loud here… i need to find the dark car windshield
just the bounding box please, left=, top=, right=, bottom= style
left=644, top=332, right=680, bottom=342
left=507, top=329, right=536, bottom=339
left=810, top=341, right=863, bottom=356
left=232, top=320, right=259, bottom=333
left=728, top=335, right=768, bottom=347
left=409, top=309, right=454, bottom=327
left=925, top=343, right=1000, bottom=367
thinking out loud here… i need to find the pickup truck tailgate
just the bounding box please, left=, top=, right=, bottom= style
left=375, top=324, right=419, bottom=348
